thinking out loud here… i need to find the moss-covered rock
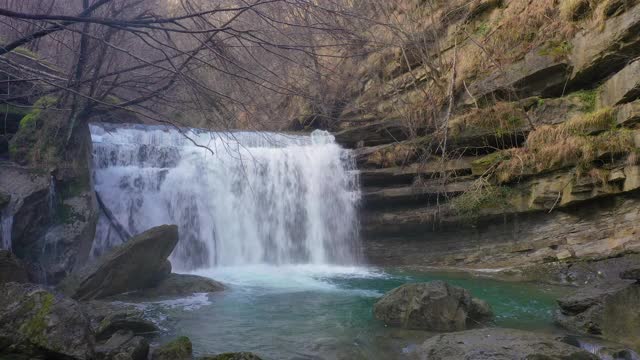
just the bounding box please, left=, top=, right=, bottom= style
left=0, top=282, right=95, bottom=359
left=151, top=336, right=192, bottom=360
left=8, top=96, right=63, bottom=166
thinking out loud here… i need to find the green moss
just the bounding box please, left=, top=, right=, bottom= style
left=570, top=89, right=598, bottom=113
left=475, top=22, right=491, bottom=36
left=19, top=292, right=54, bottom=346
left=539, top=40, right=572, bottom=60
left=10, top=96, right=63, bottom=165
left=472, top=152, right=505, bottom=176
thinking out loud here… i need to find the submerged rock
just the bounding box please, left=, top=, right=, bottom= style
left=0, top=249, right=29, bottom=284
left=127, top=273, right=224, bottom=299
left=58, top=224, right=178, bottom=300
left=555, top=281, right=640, bottom=351
left=0, top=282, right=95, bottom=359
left=151, top=336, right=192, bottom=360
left=418, top=328, right=598, bottom=360
left=200, top=352, right=263, bottom=360
left=373, top=281, right=493, bottom=331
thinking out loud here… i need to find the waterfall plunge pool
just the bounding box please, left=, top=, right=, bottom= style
left=90, top=124, right=574, bottom=359
left=138, top=265, right=569, bottom=360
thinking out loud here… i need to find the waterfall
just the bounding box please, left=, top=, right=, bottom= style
left=89, top=123, right=361, bottom=270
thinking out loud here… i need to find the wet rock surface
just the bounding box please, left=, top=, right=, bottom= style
left=58, top=225, right=178, bottom=300
left=417, top=328, right=599, bottom=360
left=373, top=281, right=493, bottom=331
left=556, top=281, right=640, bottom=351
left=0, top=249, right=29, bottom=284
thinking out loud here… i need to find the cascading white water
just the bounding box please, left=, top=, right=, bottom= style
left=89, top=123, right=361, bottom=270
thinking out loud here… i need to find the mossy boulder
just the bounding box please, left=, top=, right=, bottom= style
left=151, top=336, right=192, bottom=360
left=0, top=282, right=95, bottom=359
left=9, top=96, right=62, bottom=166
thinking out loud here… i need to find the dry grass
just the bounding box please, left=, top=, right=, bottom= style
left=492, top=123, right=634, bottom=183
left=560, top=0, right=596, bottom=21
left=526, top=108, right=615, bottom=148
left=449, top=102, right=526, bottom=136
left=367, top=142, right=420, bottom=168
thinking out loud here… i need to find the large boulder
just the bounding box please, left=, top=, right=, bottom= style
left=555, top=281, right=640, bottom=351
left=417, top=328, right=598, bottom=360
left=151, top=336, right=192, bottom=360
left=373, top=281, right=493, bottom=331
left=58, top=225, right=178, bottom=300
left=0, top=249, right=29, bottom=284
left=0, top=282, right=95, bottom=359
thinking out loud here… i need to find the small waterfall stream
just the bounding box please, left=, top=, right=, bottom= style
left=89, top=123, right=361, bottom=270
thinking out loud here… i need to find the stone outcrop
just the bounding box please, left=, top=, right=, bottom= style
left=0, top=249, right=28, bottom=284
left=418, top=328, right=598, bottom=360
left=58, top=225, right=178, bottom=300
left=555, top=281, right=640, bottom=351
left=599, top=59, right=640, bottom=107
left=0, top=282, right=95, bottom=359
left=373, top=281, right=493, bottom=331
left=0, top=150, right=98, bottom=284
left=151, top=336, right=193, bottom=360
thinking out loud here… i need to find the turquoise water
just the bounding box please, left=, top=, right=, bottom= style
left=142, top=265, right=568, bottom=359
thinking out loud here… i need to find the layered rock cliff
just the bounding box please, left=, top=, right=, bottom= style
left=312, top=0, right=640, bottom=272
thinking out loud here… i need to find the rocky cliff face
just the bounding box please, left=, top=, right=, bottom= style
left=319, top=0, right=640, bottom=271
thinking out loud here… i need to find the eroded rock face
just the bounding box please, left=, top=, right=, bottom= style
left=0, top=282, right=95, bottom=359
left=555, top=281, right=640, bottom=351
left=373, top=281, right=493, bottom=331
left=417, top=328, right=598, bottom=360
left=58, top=225, right=178, bottom=300
left=0, top=249, right=28, bottom=284
left=621, top=267, right=640, bottom=282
